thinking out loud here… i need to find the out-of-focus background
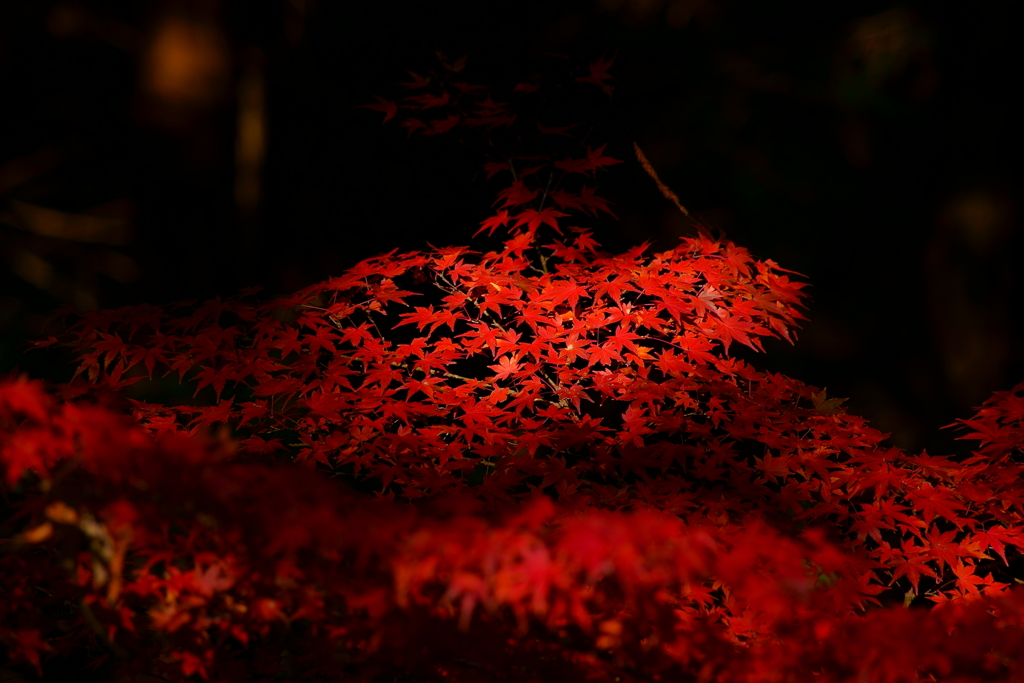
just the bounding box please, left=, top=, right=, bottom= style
left=0, top=0, right=1019, bottom=454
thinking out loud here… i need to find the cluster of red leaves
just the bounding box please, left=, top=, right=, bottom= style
left=4, top=377, right=1024, bottom=682
left=3, top=54, right=1024, bottom=681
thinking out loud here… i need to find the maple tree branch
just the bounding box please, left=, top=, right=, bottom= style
left=507, top=157, right=519, bottom=184
left=537, top=170, right=555, bottom=211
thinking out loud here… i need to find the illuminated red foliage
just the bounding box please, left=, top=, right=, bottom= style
left=3, top=55, right=1024, bottom=682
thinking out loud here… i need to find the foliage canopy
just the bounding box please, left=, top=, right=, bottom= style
left=3, top=55, right=1024, bottom=683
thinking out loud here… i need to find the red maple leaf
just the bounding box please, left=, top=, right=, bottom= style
left=554, top=145, right=623, bottom=175
left=357, top=96, right=399, bottom=122
left=513, top=207, right=569, bottom=234
left=576, top=54, right=617, bottom=94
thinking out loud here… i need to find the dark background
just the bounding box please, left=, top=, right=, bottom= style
left=0, top=0, right=1019, bottom=454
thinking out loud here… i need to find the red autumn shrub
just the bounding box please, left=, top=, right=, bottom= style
left=3, top=54, right=1024, bottom=682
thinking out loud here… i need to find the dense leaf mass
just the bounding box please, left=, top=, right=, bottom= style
left=4, top=377, right=1024, bottom=681
left=53, top=231, right=807, bottom=502
left=3, top=55, right=1024, bottom=682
